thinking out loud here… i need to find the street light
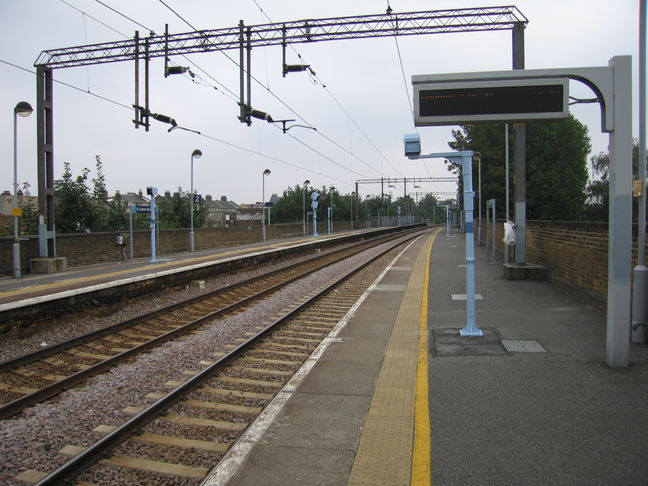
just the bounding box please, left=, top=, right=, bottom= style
left=262, top=169, right=271, bottom=241
left=12, top=101, right=33, bottom=278
left=414, top=185, right=421, bottom=224
left=474, top=152, right=482, bottom=245
left=303, top=179, right=310, bottom=236
left=328, top=187, right=335, bottom=234
left=189, top=149, right=202, bottom=252
left=388, top=185, right=396, bottom=225
left=365, top=195, right=370, bottom=228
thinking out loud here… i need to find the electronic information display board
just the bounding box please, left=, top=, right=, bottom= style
left=413, top=78, right=569, bottom=126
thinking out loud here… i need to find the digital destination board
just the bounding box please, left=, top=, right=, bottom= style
left=413, top=78, right=569, bottom=126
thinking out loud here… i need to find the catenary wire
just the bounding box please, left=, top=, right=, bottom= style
left=156, top=0, right=383, bottom=177
left=249, top=0, right=401, bottom=177
left=0, top=58, right=359, bottom=187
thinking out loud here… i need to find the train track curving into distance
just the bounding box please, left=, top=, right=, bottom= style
left=0, top=229, right=422, bottom=421
left=10, top=228, right=428, bottom=485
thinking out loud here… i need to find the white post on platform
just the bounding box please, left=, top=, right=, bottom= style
left=189, top=149, right=202, bottom=252
left=262, top=169, right=271, bottom=241
left=13, top=101, right=33, bottom=278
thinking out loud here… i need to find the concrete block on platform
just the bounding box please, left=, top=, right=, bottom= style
left=503, top=262, right=548, bottom=281
left=30, top=257, right=68, bottom=274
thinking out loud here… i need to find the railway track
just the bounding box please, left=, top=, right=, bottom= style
left=13, top=229, right=426, bottom=486
left=0, top=229, right=420, bottom=420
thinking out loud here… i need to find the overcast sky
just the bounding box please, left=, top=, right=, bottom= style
left=0, top=0, right=642, bottom=205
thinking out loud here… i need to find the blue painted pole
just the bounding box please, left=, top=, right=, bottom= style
left=149, top=189, right=158, bottom=263
left=407, top=150, right=482, bottom=337
left=458, top=152, right=482, bottom=336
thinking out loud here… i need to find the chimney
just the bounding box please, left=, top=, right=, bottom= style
left=220, top=195, right=227, bottom=202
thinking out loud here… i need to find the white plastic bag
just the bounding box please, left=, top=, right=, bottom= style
left=503, top=221, right=516, bottom=246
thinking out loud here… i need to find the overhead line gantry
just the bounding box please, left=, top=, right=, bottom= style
left=32, top=6, right=527, bottom=260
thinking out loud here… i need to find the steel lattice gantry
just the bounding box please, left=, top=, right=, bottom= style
left=35, top=7, right=527, bottom=68
left=32, top=6, right=527, bottom=259
left=354, top=177, right=459, bottom=200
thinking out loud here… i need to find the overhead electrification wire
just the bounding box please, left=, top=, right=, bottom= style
left=72, top=0, right=238, bottom=102
left=249, top=0, right=402, bottom=177
left=94, top=0, right=150, bottom=31
left=156, top=0, right=383, bottom=178
left=0, top=58, right=131, bottom=110
left=1, top=57, right=359, bottom=187
left=59, top=0, right=128, bottom=37
left=394, top=34, right=416, bottom=132
left=158, top=0, right=198, bottom=31
left=73, top=0, right=381, bottom=182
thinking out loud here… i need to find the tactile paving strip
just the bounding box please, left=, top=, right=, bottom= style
left=347, top=234, right=432, bottom=486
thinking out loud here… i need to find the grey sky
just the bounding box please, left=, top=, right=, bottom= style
left=0, top=0, right=641, bottom=205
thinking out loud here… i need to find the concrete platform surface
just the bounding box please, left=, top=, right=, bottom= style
left=202, top=228, right=648, bottom=486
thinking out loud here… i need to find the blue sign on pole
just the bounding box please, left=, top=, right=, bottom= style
left=135, top=206, right=151, bottom=214
left=193, top=194, right=202, bottom=204
left=264, top=202, right=274, bottom=207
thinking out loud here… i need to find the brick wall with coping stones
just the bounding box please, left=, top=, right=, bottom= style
left=0, top=221, right=343, bottom=276
left=475, top=220, right=648, bottom=308
left=3, top=222, right=647, bottom=308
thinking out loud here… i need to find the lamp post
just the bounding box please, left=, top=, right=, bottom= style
left=262, top=169, right=271, bottom=241
left=328, top=187, right=334, bottom=234
left=414, top=185, right=421, bottom=224
left=365, top=195, right=370, bottom=228
left=189, top=149, right=202, bottom=252
left=474, top=152, right=482, bottom=245
left=303, top=179, right=310, bottom=236
left=13, top=101, right=33, bottom=278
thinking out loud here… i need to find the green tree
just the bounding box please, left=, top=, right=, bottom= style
left=157, top=191, right=206, bottom=229
left=584, top=140, right=645, bottom=221
left=448, top=114, right=591, bottom=220
left=416, top=193, right=445, bottom=222
left=54, top=162, right=96, bottom=233
left=270, top=185, right=306, bottom=223
left=271, top=185, right=351, bottom=225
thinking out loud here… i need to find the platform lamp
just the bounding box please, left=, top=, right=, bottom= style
left=189, top=149, right=202, bottom=252
left=262, top=169, right=271, bottom=241
left=303, top=179, right=310, bottom=236
left=414, top=185, right=421, bottom=223
left=12, top=101, right=33, bottom=278
left=474, top=151, right=482, bottom=245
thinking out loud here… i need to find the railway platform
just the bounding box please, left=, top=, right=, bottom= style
left=3, top=225, right=648, bottom=485
left=203, top=227, right=648, bottom=486
left=0, top=227, right=401, bottom=325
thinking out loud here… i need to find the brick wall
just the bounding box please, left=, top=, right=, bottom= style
left=475, top=219, right=648, bottom=307
left=0, top=220, right=361, bottom=275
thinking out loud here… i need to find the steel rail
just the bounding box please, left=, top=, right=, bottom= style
left=0, top=229, right=406, bottom=371
left=0, top=229, right=418, bottom=419
left=33, top=228, right=427, bottom=485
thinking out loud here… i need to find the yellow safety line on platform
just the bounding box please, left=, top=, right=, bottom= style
left=347, top=228, right=440, bottom=486
left=0, top=237, right=320, bottom=298
left=411, top=229, right=439, bottom=486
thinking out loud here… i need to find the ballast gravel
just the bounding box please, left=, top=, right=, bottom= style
left=0, top=240, right=399, bottom=485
